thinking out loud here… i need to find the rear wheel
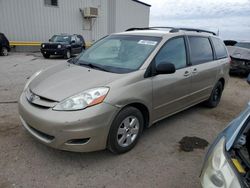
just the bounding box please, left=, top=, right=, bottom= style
left=204, top=81, right=223, bottom=108
left=42, top=54, right=50, bottom=58
left=108, top=107, right=144, bottom=154
left=1, top=47, right=8, bottom=56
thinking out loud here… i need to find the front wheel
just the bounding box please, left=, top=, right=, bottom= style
left=204, top=81, right=223, bottom=108
left=107, top=107, right=144, bottom=154
left=1, top=47, right=8, bottom=56
left=42, top=53, right=50, bottom=58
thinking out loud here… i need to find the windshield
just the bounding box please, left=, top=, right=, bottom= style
left=235, top=42, right=250, bottom=49
left=50, top=35, right=71, bottom=43
left=76, top=35, right=161, bottom=73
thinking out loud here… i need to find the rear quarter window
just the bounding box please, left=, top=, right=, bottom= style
left=188, top=36, right=213, bottom=65
left=211, top=37, right=228, bottom=59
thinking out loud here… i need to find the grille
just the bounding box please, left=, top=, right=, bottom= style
left=28, top=124, right=55, bottom=141
left=44, top=44, right=58, bottom=49
left=26, top=89, right=58, bottom=108
left=232, top=59, right=245, bottom=66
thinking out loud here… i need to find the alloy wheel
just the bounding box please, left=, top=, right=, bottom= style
left=117, top=116, right=140, bottom=147
left=66, top=50, right=71, bottom=59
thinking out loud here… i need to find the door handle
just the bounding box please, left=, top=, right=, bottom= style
left=184, top=71, right=190, bottom=77
left=192, top=68, right=198, bottom=73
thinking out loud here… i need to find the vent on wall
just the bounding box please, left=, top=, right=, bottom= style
left=81, top=7, right=98, bottom=18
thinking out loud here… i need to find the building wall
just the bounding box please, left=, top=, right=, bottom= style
left=107, top=0, right=116, bottom=34
left=114, top=0, right=150, bottom=33
left=0, top=0, right=108, bottom=42
left=0, top=0, right=150, bottom=44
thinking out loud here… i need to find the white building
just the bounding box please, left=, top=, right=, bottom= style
left=0, top=0, right=150, bottom=45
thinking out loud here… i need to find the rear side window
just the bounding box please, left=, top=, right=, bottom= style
left=77, top=35, right=84, bottom=42
left=155, top=37, right=187, bottom=69
left=76, top=36, right=81, bottom=43
left=188, top=36, right=213, bottom=65
left=211, top=37, right=228, bottom=59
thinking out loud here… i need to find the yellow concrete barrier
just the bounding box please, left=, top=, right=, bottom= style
left=10, top=41, right=42, bottom=46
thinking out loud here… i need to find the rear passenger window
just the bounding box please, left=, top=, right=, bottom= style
left=155, top=37, right=187, bottom=69
left=76, top=36, right=81, bottom=43
left=211, top=37, right=228, bottom=59
left=188, top=36, right=213, bottom=65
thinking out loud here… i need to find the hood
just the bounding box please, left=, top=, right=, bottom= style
left=224, top=102, right=250, bottom=150
left=227, top=46, right=250, bottom=60
left=29, top=63, right=122, bottom=101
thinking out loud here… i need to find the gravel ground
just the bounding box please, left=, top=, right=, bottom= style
left=0, top=53, right=249, bottom=188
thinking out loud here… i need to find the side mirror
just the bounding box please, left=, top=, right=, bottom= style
left=247, top=73, right=250, bottom=85
left=156, top=62, right=176, bottom=74
left=71, top=40, right=76, bottom=44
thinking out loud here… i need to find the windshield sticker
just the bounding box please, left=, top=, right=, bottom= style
left=138, top=40, right=157, bottom=46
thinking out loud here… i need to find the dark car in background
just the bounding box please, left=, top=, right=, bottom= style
left=41, top=34, right=86, bottom=59
left=0, top=33, right=10, bottom=56
left=225, top=41, right=250, bottom=76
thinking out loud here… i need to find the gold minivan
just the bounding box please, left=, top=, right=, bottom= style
left=19, top=27, right=230, bottom=154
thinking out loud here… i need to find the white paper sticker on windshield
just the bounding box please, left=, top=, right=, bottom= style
left=138, top=40, right=157, bottom=46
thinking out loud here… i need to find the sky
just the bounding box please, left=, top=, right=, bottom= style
left=142, top=0, right=250, bottom=40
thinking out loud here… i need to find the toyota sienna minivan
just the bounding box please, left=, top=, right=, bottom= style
left=19, top=27, right=230, bottom=154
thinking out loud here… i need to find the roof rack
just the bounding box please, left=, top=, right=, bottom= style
left=125, top=27, right=155, bottom=31
left=125, top=27, right=217, bottom=36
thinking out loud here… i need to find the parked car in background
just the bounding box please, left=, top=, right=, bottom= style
left=19, top=27, right=230, bottom=154
left=225, top=41, right=250, bottom=76
left=201, top=74, right=250, bottom=188
left=40, top=34, right=85, bottom=59
left=224, top=40, right=237, bottom=46
left=0, top=33, right=10, bottom=56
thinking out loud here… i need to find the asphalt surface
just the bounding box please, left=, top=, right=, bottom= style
left=0, top=53, right=250, bottom=188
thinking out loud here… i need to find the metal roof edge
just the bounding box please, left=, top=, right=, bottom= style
left=132, top=0, right=151, bottom=7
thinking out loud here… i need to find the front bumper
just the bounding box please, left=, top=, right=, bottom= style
left=230, top=61, right=250, bottom=75
left=41, top=48, right=66, bottom=56
left=18, top=92, right=119, bottom=152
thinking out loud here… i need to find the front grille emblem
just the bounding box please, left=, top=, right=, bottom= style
left=26, top=89, right=40, bottom=103
left=29, top=93, right=40, bottom=102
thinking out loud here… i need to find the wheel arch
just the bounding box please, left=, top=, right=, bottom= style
left=121, top=102, right=150, bottom=128
left=218, top=77, right=225, bottom=90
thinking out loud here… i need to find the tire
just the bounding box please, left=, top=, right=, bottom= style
left=64, top=50, right=71, bottom=59
left=1, top=47, right=8, bottom=56
left=43, top=54, right=50, bottom=59
left=204, top=81, right=223, bottom=108
left=107, top=107, right=144, bottom=154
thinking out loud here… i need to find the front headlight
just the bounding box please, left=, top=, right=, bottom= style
left=53, top=87, right=109, bottom=111
left=42, top=44, right=45, bottom=48
left=23, top=70, right=42, bottom=91
left=201, top=137, right=241, bottom=188
left=58, top=44, right=62, bottom=49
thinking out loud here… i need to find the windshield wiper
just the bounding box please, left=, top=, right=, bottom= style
left=79, top=62, right=109, bottom=72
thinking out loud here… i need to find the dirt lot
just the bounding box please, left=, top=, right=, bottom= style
left=0, top=53, right=249, bottom=188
